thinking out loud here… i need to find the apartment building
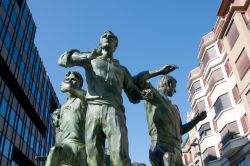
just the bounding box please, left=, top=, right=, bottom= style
left=183, top=0, right=250, bottom=166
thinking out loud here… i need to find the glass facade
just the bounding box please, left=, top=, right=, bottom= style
left=0, top=0, right=59, bottom=165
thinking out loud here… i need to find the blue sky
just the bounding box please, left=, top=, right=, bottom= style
left=27, top=1, right=221, bottom=165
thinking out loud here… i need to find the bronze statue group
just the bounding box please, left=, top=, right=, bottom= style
left=45, top=31, right=207, bottom=166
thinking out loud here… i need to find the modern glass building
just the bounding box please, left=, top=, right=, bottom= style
left=0, top=0, right=60, bottom=165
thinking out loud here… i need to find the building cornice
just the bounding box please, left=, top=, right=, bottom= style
left=217, top=0, right=234, bottom=17
left=218, top=0, right=250, bottom=39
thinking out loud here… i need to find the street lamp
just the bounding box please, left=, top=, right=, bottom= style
left=191, top=142, right=204, bottom=166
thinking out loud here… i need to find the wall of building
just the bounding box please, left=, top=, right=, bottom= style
left=183, top=1, right=250, bottom=166
left=0, top=0, right=60, bottom=165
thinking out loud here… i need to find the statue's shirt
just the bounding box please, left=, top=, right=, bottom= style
left=144, top=85, right=182, bottom=147
left=60, top=98, right=86, bottom=144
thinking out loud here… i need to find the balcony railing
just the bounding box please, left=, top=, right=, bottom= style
left=203, top=155, right=217, bottom=165
left=221, top=132, right=239, bottom=147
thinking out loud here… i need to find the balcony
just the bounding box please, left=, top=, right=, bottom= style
left=203, top=155, right=217, bottom=166
left=221, top=133, right=248, bottom=158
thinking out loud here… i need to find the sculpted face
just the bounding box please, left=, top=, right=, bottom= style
left=164, top=80, right=176, bottom=97
left=60, top=71, right=82, bottom=92
left=99, top=31, right=118, bottom=52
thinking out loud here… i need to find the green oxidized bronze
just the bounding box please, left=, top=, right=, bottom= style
left=58, top=31, right=141, bottom=166
left=134, top=65, right=207, bottom=166
left=46, top=71, right=87, bottom=166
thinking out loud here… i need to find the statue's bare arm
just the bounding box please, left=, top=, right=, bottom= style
left=180, top=111, right=207, bottom=135
left=134, top=64, right=178, bottom=90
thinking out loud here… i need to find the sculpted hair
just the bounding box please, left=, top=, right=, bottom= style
left=157, top=75, right=177, bottom=90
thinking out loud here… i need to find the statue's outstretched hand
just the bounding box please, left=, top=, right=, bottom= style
left=159, top=64, right=179, bottom=75
left=197, top=111, right=207, bottom=121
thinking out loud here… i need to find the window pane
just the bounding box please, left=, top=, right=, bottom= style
left=0, top=98, right=8, bottom=117
left=11, top=47, right=19, bottom=63
left=9, top=109, right=16, bottom=127
left=25, top=71, right=31, bottom=85
left=214, top=93, right=232, bottom=116
left=236, top=49, right=250, bottom=80
left=199, top=122, right=211, bottom=138
left=4, top=32, right=11, bottom=49
left=19, top=59, right=25, bottom=76
left=17, top=119, right=23, bottom=135
left=24, top=127, right=29, bottom=142
left=10, top=11, right=17, bottom=26
left=2, top=0, right=10, bottom=10
left=202, top=46, right=217, bottom=66
left=30, top=134, right=34, bottom=149
left=246, top=90, right=250, bottom=106
left=208, top=68, right=224, bottom=89
left=227, top=21, right=239, bottom=49
left=191, top=80, right=202, bottom=95
left=18, top=26, right=24, bottom=40
left=194, top=100, right=206, bottom=113
left=3, top=139, right=10, bottom=157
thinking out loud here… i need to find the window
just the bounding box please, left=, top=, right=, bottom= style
left=24, top=127, right=29, bottom=142
left=17, top=26, right=24, bottom=40
left=199, top=122, right=212, bottom=139
left=10, top=11, right=17, bottom=26
left=24, top=40, right=29, bottom=53
left=29, top=52, right=35, bottom=65
left=35, top=62, right=39, bottom=75
left=190, top=80, right=202, bottom=95
left=4, top=32, right=11, bottom=50
left=36, top=91, right=40, bottom=104
left=2, top=0, right=10, bottom=10
left=226, top=21, right=239, bottom=49
left=11, top=47, right=19, bottom=63
left=23, top=7, right=28, bottom=21
left=194, top=100, right=206, bottom=114
left=0, top=17, right=3, bottom=32
left=202, top=146, right=217, bottom=165
left=240, top=114, right=249, bottom=134
left=208, top=68, right=224, bottom=90
left=17, top=119, right=23, bottom=135
left=224, top=59, right=232, bottom=77
left=8, top=109, right=16, bottom=127
left=25, top=71, right=31, bottom=85
left=202, top=46, right=217, bottom=66
left=232, top=85, right=240, bottom=103
left=235, top=49, right=250, bottom=80
left=220, top=121, right=239, bottom=146
left=217, top=40, right=224, bottom=53
left=19, top=59, right=25, bottom=76
left=214, top=93, right=232, bottom=116
left=0, top=98, right=8, bottom=117
left=28, top=21, right=33, bottom=33
left=247, top=90, right=250, bottom=106
left=3, top=139, right=12, bottom=158
left=31, top=81, right=36, bottom=95
left=30, top=134, right=34, bottom=149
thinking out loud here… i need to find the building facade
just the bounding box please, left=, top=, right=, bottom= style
left=183, top=0, right=250, bottom=166
left=0, top=0, right=59, bottom=165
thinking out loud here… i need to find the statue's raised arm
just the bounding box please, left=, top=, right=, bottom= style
left=134, top=64, right=178, bottom=90
left=58, top=48, right=101, bottom=68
